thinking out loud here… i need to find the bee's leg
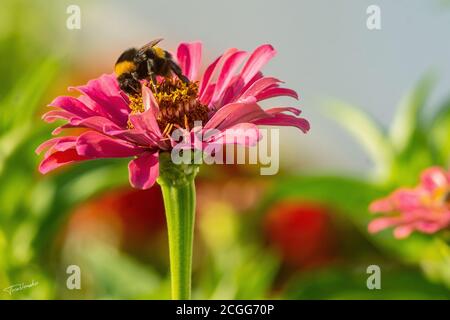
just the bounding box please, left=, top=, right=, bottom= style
left=119, top=73, right=140, bottom=95
left=149, top=71, right=158, bottom=93
left=169, top=60, right=190, bottom=84
left=130, top=72, right=142, bottom=93
left=146, top=60, right=158, bottom=92
left=131, top=71, right=140, bottom=81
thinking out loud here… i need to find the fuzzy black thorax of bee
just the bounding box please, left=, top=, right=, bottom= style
left=128, top=78, right=209, bottom=135
left=115, top=38, right=189, bottom=95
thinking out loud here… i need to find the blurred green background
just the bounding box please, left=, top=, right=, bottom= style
left=0, top=0, right=449, bottom=299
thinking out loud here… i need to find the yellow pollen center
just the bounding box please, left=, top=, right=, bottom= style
left=127, top=78, right=209, bottom=135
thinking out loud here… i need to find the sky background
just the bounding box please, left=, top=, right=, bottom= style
left=49, top=0, right=450, bottom=175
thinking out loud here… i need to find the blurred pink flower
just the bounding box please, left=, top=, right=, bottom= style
left=369, top=167, right=450, bottom=239
left=37, top=42, right=309, bottom=189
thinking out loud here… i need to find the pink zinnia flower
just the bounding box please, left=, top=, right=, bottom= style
left=369, top=167, right=450, bottom=239
left=37, top=42, right=310, bottom=189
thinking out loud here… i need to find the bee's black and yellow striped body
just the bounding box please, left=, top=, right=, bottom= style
left=114, top=38, right=189, bottom=95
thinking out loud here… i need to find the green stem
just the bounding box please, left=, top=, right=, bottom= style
left=157, top=153, right=198, bottom=300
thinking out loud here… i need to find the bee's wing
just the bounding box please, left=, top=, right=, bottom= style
left=138, top=38, right=164, bottom=54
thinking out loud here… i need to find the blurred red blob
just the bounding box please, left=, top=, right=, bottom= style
left=264, top=201, right=337, bottom=270
left=68, top=186, right=166, bottom=251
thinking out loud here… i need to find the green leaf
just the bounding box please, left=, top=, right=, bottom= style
left=69, top=244, right=162, bottom=299
left=430, top=96, right=450, bottom=166
left=284, top=267, right=450, bottom=299
left=0, top=57, right=60, bottom=173
left=322, top=100, right=394, bottom=180
left=421, top=239, right=450, bottom=289
left=389, top=73, right=435, bottom=152
left=0, top=57, right=60, bottom=131
left=31, top=159, right=129, bottom=257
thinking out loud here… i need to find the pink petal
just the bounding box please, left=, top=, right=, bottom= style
left=199, top=84, right=216, bottom=106
left=255, top=87, right=299, bottom=101
left=240, top=72, right=264, bottom=95
left=238, top=77, right=283, bottom=101
left=393, top=225, right=414, bottom=239
left=70, top=74, right=130, bottom=126
left=239, top=44, right=277, bottom=87
left=45, top=139, right=78, bottom=158
left=199, top=48, right=238, bottom=102
left=36, top=136, right=77, bottom=155
left=48, top=96, right=95, bottom=118
left=103, top=125, right=159, bottom=147
left=128, top=152, right=159, bottom=189
left=369, top=198, right=395, bottom=213
left=142, top=85, right=159, bottom=115
left=420, top=167, right=450, bottom=193
left=391, top=189, right=423, bottom=211
left=220, top=72, right=265, bottom=106
left=77, top=95, right=109, bottom=116
left=211, top=51, right=249, bottom=107
left=76, top=131, right=145, bottom=158
left=265, top=107, right=302, bottom=116
left=415, top=221, right=444, bottom=234
left=177, top=42, right=202, bottom=81
left=252, top=113, right=310, bottom=133
left=42, top=110, right=78, bottom=123
left=39, top=148, right=89, bottom=174
left=129, top=86, right=162, bottom=137
left=52, top=124, right=75, bottom=136
left=368, top=217, right=403, bottom=234
left=204, top=123, right=261, bottom=147
left=71, top=116, right=120, bottom=132
left=204, top=101, right=270, bottom=131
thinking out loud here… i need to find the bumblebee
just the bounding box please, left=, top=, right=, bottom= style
left=114, top=38, right=189, bottom=95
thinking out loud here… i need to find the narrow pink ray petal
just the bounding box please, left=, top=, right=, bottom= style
left=239, top=44, right=277, bottom=87
left=128, top=152, right=159, bottom=190
left=199, top=48, right=238, bottom=101
left=69, top=74, right=130, bottom=126
left=238, top=77, right=283, bottom=101
left=255, top=87, right=299, bottom=101
left=204, top=123, right=261, bottom=147
left=264, top=107, right=302, bottom=116
left=369, top=198, right=395, bottom=213
left=415, top=220, right=445, bottom=234
left=393, top=225, right=414, bottom=239
left=48, top=96, right=96, bottom=118
left=44, top=138, right=78, bottom=158
left=221, top=72, right=265, bottom=106
left=199, top=84, right=216, bottom=106
left=42, top=110, right=78, bottom=123
left=368, top=217, right=403, bottom=234
left=129, top=86, right=162, bottom=137
left=391, top=189, right=423, bottom=211
left=71, top=116, right=119, bottom=133
left=204, top=102, right=270, bottom=132
left=420, top=167, right=450, bottom=193
left=240, top=72, right=264, bottom=95
left=103, top=125, right=159, bottom=147
left=36, top=136, right=77, bottom=155
left=177, top=42, right=202, bottom=81
left=38, top=148, right=89, bottom=174
left=76, top=131, right=145, bottom=158
left=210, top=51, right=249, bottom=107
left=252, top=113, right=310, bottom=133
left=52, top=124, right=76, bottom=136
